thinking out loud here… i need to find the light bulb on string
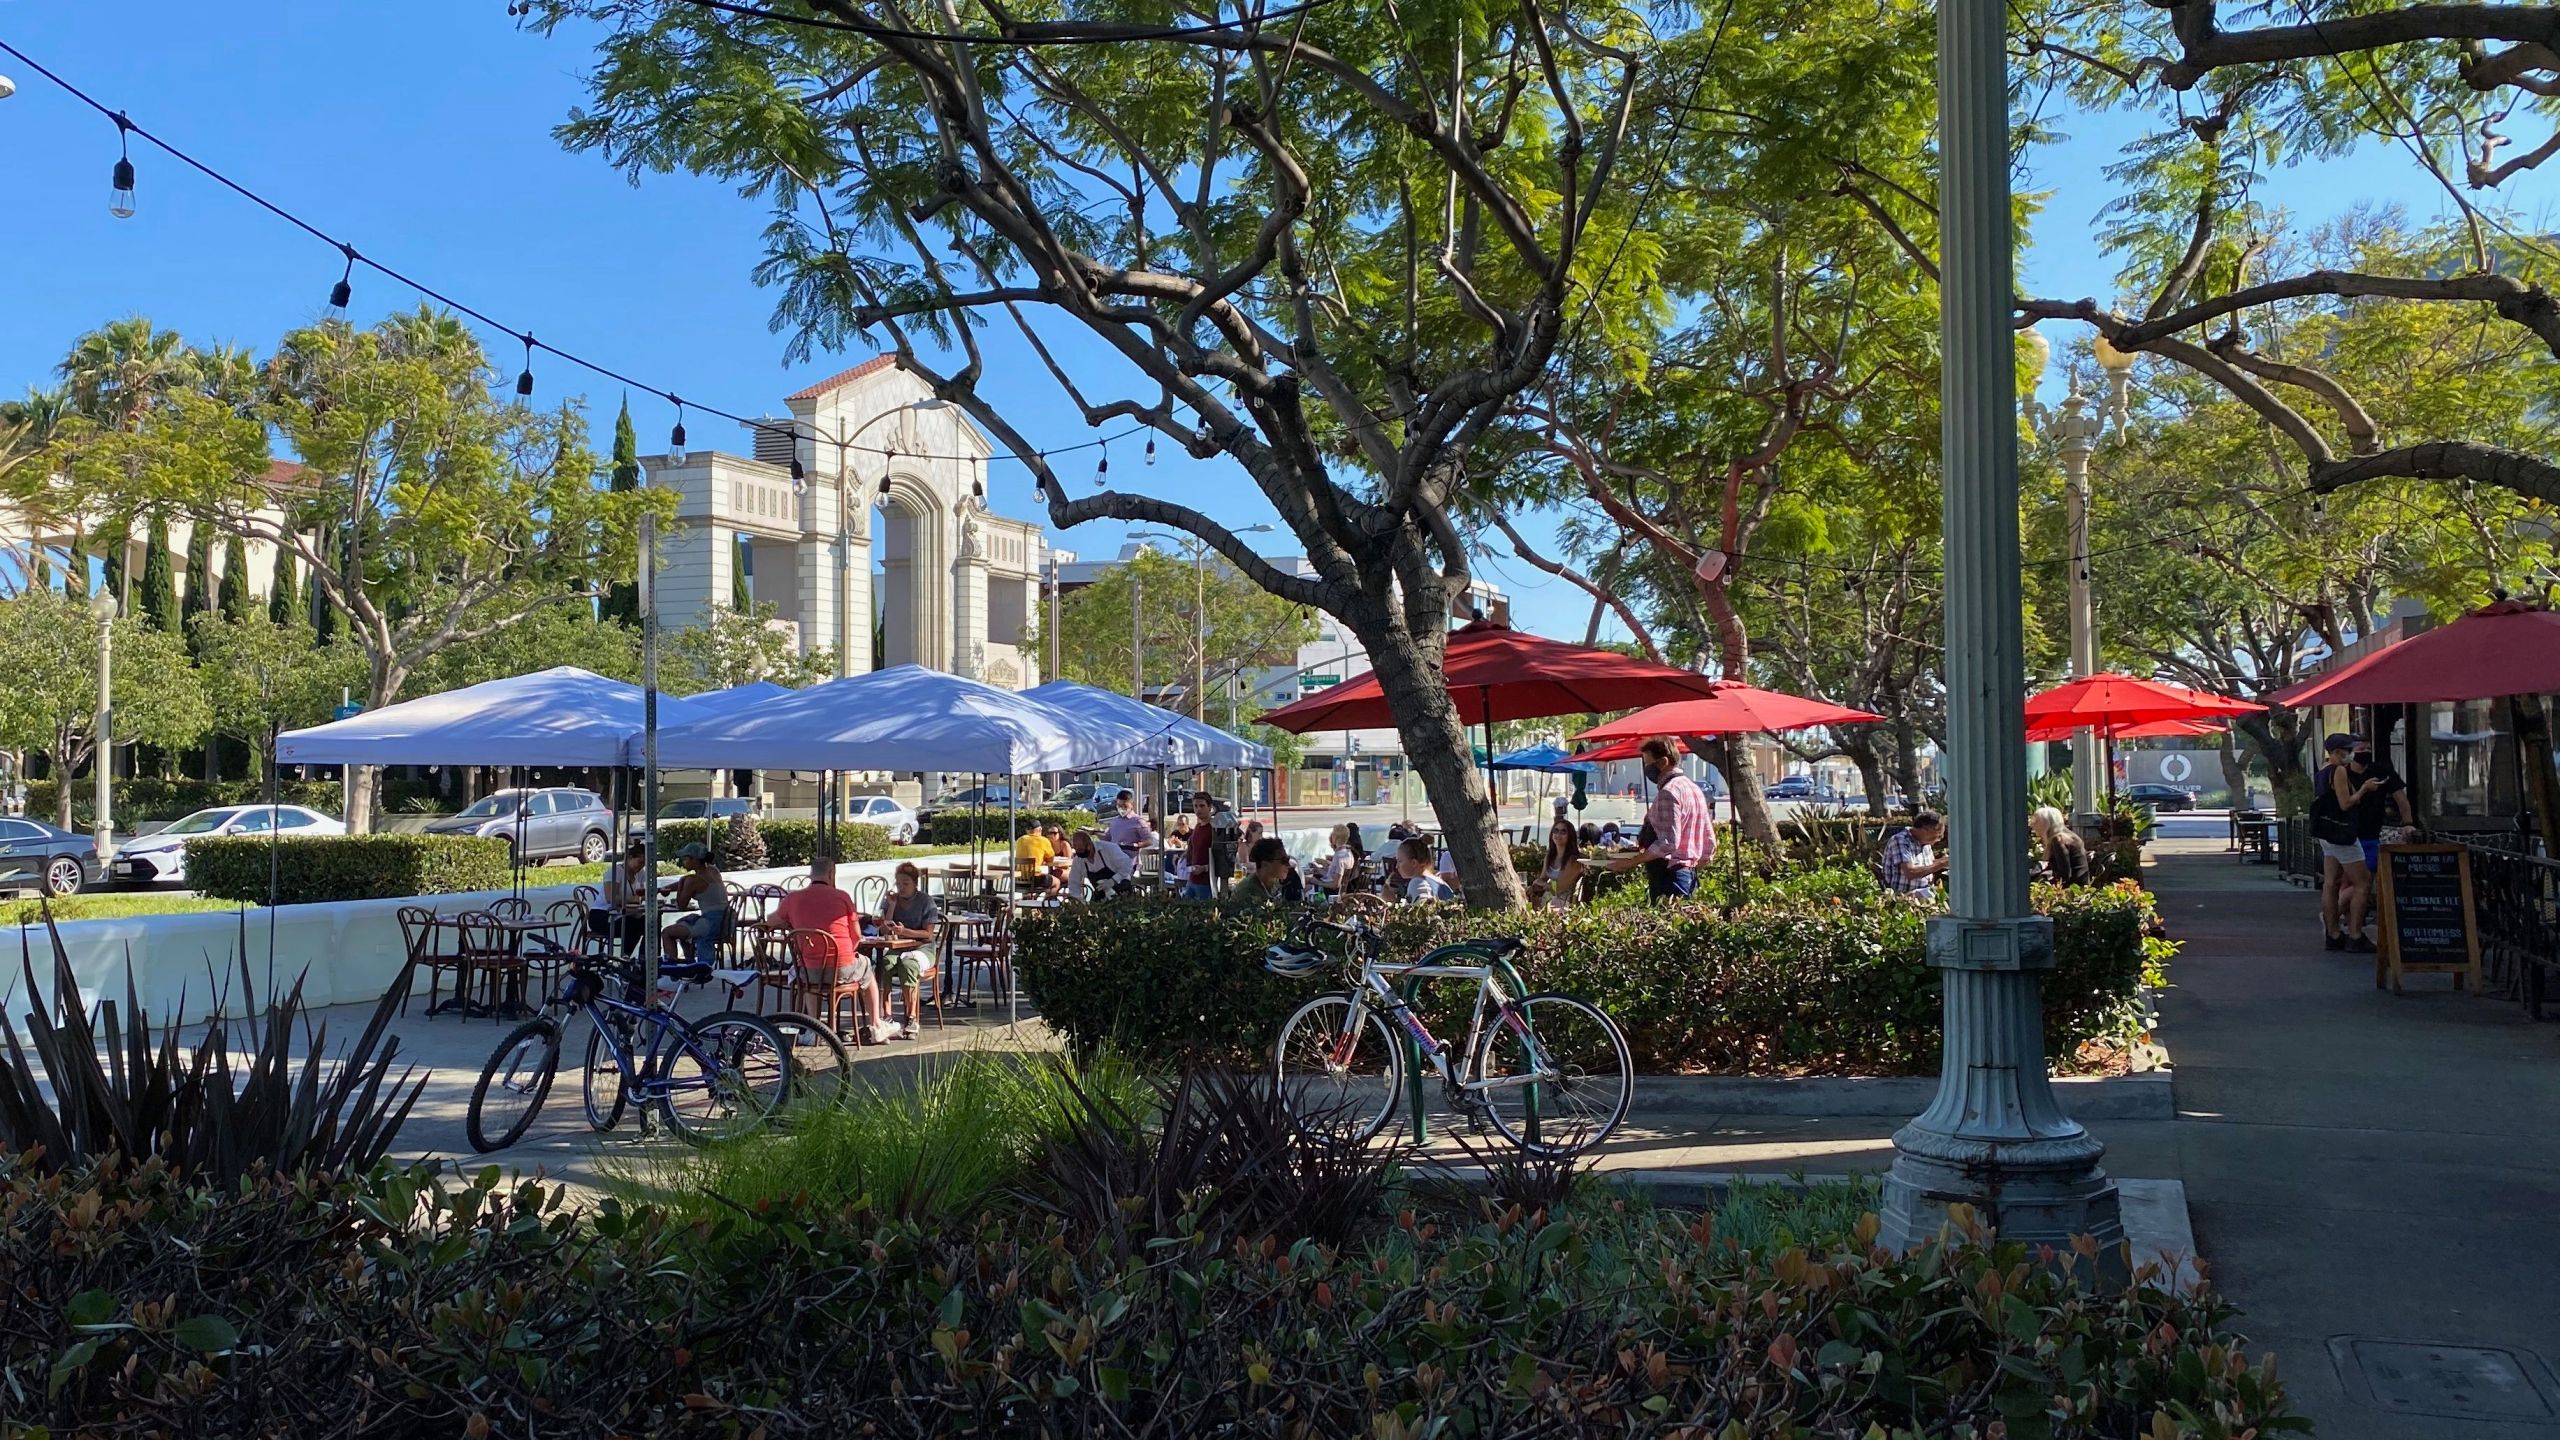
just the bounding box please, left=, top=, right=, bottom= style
left=668, top=399, right=688, bottom=468
left=1095, top=445, right=1110, bottom=485
left=1145, top=436, right=1157, bottom=466
left=327, top=244, right=356, bottom=316
left=2310, top=495, right=2324, bottom=520
left=515, top=335, right=536, bottom=398
left=108, top=113, right=136, bottom=219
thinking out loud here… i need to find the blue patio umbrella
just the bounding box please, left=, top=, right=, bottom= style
left=1490, top=742, right=1598, bottom=774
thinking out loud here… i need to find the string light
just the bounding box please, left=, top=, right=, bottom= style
left=1144, top=436, right=1157, bottom=466
left=514, top=335, right=535, bottom=398
left=668, top=399, right=688, bottom=468
left=1096, top=444, right=1110, bottom=485
left=327, top=243, right=355, bottom=316
left=0, top=39, right=1159, bottom=473
left=107, top=112, right=135, bottom=218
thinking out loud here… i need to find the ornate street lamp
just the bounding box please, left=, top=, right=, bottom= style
left=89, top=590, right=119, bottom=866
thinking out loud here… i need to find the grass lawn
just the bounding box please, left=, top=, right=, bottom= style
left=0, top=893, right=239, bottom=926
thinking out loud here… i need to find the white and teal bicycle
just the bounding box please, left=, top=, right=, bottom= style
left=1264, top=913, right=1632, bottom=1156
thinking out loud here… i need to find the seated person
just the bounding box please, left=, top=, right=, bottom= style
left=1065, top=828, right=1134, bottom=901
left=756, top=852, right=882, bottom=1041
left=658, top=842, right=730, bottom=966
left=1013, top=823, right=1062, bottom=899
left=1233, top=836, right=1306, bottom=904
left=1395, top=835, right=1457, bottom=903
left=593, top=837, right=650, bottom=956
left=876, top=862, right=941, bottom=1034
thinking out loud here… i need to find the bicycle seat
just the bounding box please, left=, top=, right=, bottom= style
left=658, top=960, right=715, bottom=985
left=1471, top=936, right=1528, bottom=960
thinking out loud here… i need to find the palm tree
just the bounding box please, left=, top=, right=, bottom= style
left=192, top=343, right=262, bottom=411
left=58, top=318, right=193, bottom=431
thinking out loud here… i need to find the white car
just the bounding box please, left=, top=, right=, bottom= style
left=839, top=793, right=919, bottom=844
left=111, top=804, right=346, bottom=886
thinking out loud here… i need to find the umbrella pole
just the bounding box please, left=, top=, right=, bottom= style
left=1007, top=781, right=1020, bottom=1029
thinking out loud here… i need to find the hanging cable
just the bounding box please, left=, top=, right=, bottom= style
left=668, top=0, right=1344, bottom=47
left=327, top=244, right=356, bottom=315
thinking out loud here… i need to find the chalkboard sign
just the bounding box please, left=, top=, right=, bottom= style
left=2375, top=844, right=2480, bottom=994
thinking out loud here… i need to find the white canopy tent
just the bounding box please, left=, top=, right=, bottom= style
left=644, top=664, right=1169, bottom=775
left=277, top=666, right=657, bottom=768
left=1021, top=680, right=1272, bottom=770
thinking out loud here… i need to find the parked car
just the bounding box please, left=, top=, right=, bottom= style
left=423, top=787, right=614, bottom=864
left=834, top=793, right=919, bottom=844
left=111, top=805, right=346, bottom=887
left=657, top=797, right=757, bottom=822
left=1166, top=789, right=1238, bottom=819
left=0, top=817, right=99, bottom=897
left=2126, top=783, right=2198, bottom=813
left=916, top=784, right=1015, bottom=830
left=1049, top=782, right=1128, bottom=814
left=1762, top=776, right=1841, bottom=804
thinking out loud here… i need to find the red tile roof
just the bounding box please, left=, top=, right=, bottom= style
left=784, top=355, right=900, bottom=402
left=265, top=460, right=304, bottom=486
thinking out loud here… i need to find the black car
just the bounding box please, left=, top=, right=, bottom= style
left=0, top=817, right=98, bottom=897
left=916, top=784, right=1016, bottom=830
left=2125, top=783, right=2197, bottom=813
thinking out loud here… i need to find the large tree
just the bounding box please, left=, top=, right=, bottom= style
left=0, top=590, right=211, bottom=828
left=661, top=602, right=837, bottom=695
left=188, top=611, right=367, bottom=783
left=533, top=0, right=1666, bottom=904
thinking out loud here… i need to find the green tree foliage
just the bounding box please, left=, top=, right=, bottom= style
left=66, top=310, right=672, bottom=830
left=660, top=601, right=834, bottom=695
left=0, top=590, right=211, bottom=827
left=180, top=522, right=214, bottom=639
left=731, top=534, right=754, bottom=611
left=267, top=551, right=295, bottom=627
left=601, top=397, right=641, bottom=624
left=188, top=612, right=367, bottom=779
left=409, top=606, right=641, bottom=695
left=1033, top=549, right=1316, bottom=728
left=138, top=515, right=175, bottom=633
left=218, top=534, right=252, bottom=623
left=528, top=0, right=1683, bottom=906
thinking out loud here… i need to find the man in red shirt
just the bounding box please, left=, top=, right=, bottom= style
left=757, top=853, right=879, bottom=1039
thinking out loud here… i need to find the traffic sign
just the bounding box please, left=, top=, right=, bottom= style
left=1303, top=674, right=1341, bottom=689
left=334, top=702, right=363, bottom=721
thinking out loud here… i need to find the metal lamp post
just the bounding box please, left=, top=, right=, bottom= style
left=89, top=590, right=118, bottom=866
left=1133, top=525, right=1274, bottom=722
left=1878, top=0, right=2124, bottom=1255
left=2025, top=372, right=2106, bottom=823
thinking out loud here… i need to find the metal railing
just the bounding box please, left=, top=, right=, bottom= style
left=2457, top=843, right=2559, bottom=1019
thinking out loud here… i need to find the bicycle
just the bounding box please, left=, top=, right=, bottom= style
left=465, top=954, right=796, bottom=1152
left=1264, top=913, right=1632, bottom=1156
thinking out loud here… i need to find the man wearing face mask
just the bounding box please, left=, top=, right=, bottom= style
left=1604, top=736, right=1716, bottom=901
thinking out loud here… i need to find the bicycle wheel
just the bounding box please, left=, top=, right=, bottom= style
left=705, top=1007, right=853, bottom=1113
left=581, top=1017, right=630, bottom=1132
left=659, top=1012, right=795, bottom=1146
left=1471, top=993, right=1632, bottom=1157
left=1273, top=994, right=1404, bottom=1146
left=467, top=1018, right=561, bottom=1153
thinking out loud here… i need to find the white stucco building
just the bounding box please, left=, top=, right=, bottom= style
left=643, top=358, right=1049, bottom=687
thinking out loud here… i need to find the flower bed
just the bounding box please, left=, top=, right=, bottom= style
left=1014, top=878, right=2165, bottom=1075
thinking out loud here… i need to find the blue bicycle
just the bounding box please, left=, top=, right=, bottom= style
left=466, top=957, right=795, bottom=1151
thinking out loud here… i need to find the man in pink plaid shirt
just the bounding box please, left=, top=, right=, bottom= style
left=1605, top=736, right=1716, bottom=901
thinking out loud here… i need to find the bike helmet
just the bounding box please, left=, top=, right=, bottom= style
left=1263, top=939, right=1331, bottom=978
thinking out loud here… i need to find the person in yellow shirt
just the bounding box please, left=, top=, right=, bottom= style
left=1014, top=824, right=1061, bottom=898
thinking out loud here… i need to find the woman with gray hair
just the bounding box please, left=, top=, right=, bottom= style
left=2028, top=806, right=2092, bottom=887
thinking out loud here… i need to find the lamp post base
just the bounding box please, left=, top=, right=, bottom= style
left=1879, top=915, right=2125, bottom=1259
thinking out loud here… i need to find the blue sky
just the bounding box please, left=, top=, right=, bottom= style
left=0, top=2, right=2504, bottom=642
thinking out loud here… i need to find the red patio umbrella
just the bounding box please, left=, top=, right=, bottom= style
left=2267, top=600, right=2560, bottom=706
left=2025, top=673, right=2263, bottom=729
left=1575, top=686, right=1883, bottom=743
left=2022, top=715, right=2229, bottom=744
left=1256, top=619, right=1723, bottom=733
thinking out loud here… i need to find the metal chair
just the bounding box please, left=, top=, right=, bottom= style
left=395, top=905, right=466, bottom=1018
left=946, top=906, right=1013, bottom=1009
left=848, top=874, right=889, bottom=915
left=784, top=928, right=870, bottom=1038
left=486, top=896, right=534, bottom=923
left=450, top=911, right=525, bottom=1020
left=780, top=873, right=812, bottom=894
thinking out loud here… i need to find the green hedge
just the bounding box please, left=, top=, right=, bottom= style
left=27, top=778, right=343, bottom=825
left=1015, top=878, right=2162, bottom=1075
left=188, top=835, right=513, bottom=905
left=922, top=806, right=1097, bottom=845
left=645, top=818, right=892, bottom=866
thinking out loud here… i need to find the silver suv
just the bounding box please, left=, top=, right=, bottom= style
left=423, top=787, right=615, bottom=864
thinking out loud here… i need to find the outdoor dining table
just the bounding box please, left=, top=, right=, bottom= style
left=425, top=910, right=574, bottom=1020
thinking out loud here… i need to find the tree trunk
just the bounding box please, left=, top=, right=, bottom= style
left=2508, top=694, right=2560, bottom=859
left=1844, top=733, right=1890, bottom=816
left=2215, top=737, right=2254, bottom=810
left=1354, top=618, right=1524, bottom=908
left=1700, top=579, right=1776, bottom=841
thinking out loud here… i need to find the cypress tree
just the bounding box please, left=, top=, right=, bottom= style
left=61, top=534, right=89, bottom=597
left=181, top=523, right=214, bottom=632
left=602, top=397, right=641, bottom=625
left=140, top=515, right=177, bottom=632
left=99, top=518, right=128, bottom=606
left=269, top=550, right=295, bottom=626
left=219, top=533, right=252, bottom=622
left=307, top=559, right=337, bottom=642
left=731, top=534, right=754, bottom=610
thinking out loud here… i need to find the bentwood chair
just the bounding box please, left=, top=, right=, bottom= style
left=395, top=905, right=465, bottom=1018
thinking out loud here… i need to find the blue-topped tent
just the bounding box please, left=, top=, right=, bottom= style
left=1490, top=741, right=1597, bottom=774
